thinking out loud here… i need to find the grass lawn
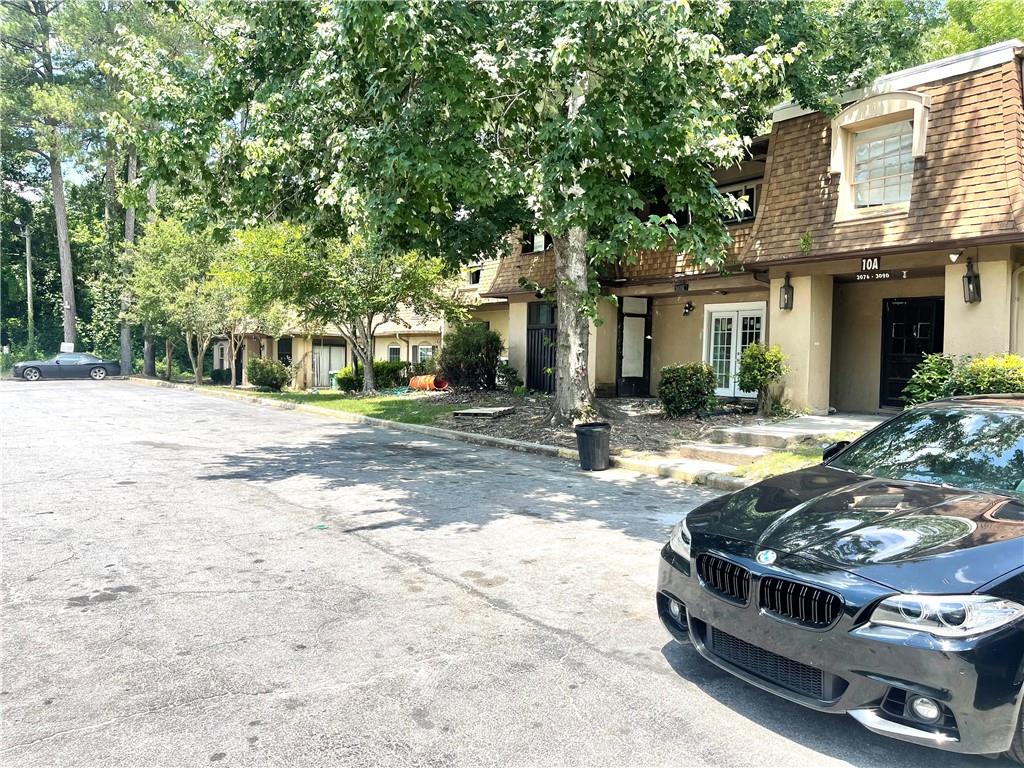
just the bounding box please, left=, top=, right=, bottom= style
left=241, top=390, right=464, bottom=425
left=729, top=446, right=823, bottom=481
left=728, top=431, right=865, bottom=481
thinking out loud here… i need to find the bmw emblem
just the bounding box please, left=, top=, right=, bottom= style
left=756, top=549, right=777, bottom=565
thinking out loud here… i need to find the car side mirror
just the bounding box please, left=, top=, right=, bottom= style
left=822, top=441, right=850, bottom=462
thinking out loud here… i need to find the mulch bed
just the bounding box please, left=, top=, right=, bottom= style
left=430, top=390, right=761, bottom=456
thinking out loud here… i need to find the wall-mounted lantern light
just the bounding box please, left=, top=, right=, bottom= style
left=962, top=257, right=982, bottom=304
left=682, top=301, right=694, bottom=316
left=779, top=273, right=794, bottom=311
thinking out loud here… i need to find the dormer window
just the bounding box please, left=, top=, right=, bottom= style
left=521, top=232, right=552, bottom=254
left=829, top=90, right=930, bottom=221
left=719, top=182, right=758, bottom=223
left=467, top=267, right=482, bottom=285
left=853, top=122, right=913, bottom=208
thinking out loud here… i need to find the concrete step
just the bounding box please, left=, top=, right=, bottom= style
left=709, top=426, right=793, bottom=449
left=662, top=441, right=774, bottom=467
left=609, top=454, right=747, bottom=490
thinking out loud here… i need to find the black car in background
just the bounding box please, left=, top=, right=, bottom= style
left=658, top=395, right=1024, bottom=762
left=12, top=353, right=121, bottom=381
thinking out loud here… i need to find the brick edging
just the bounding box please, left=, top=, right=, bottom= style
left=125, top=377, right=749, bottom=492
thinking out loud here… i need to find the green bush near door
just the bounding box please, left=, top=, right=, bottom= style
left=658, top=363, right=717, bottom=417
left=334, top=360, right=414, bottom=391
left=246, top=358, right=292, bottom=391
left=904, top=353, right=1024, bottom=405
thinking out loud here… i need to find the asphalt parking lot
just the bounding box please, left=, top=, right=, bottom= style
left=0, top=380, right=1010, bottom=766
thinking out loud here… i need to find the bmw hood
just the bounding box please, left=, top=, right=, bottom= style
left=686, top=465, right=1024, bottom=592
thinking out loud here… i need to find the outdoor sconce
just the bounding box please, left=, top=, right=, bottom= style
left=682, top=301, right=694, bottom=316
left=779, top=273, right=795, bottom=311
left=962, top=257, right=982, bottom=304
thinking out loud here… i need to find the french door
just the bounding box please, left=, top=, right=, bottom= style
left=705, top=304, right=765, bottom=398
left=313, top=342, right=347, bottom=388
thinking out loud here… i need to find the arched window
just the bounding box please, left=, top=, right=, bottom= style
left=829, top=91, right=930, bottom=220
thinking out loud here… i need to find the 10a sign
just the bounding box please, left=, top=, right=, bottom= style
left=856, top=257, right=909, bottom=281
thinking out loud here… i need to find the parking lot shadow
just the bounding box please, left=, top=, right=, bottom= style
left=199, top=424, right=721, bottom=544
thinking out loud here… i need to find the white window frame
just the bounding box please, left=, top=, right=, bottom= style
left=830, top=90, right=930, bottom=222
left=718, top=181, right=758, bottom=223
left=467, top=267, right=482, bottom=286
left=851, top=121, right=914, bottom=209
left=417, top=345, right=434, bottom=363
left=702, top=301, right=766, bottom=398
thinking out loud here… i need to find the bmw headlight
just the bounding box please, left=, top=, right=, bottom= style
left=669, top=518, right=691, bottom=560
left=870, top=594, right=1024, bottom=638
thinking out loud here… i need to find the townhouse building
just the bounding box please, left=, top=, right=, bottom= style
left=481, top=40, right=1024, bottom=414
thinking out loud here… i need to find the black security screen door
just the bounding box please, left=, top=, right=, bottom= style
left=880, top=297, right=944, bottom=408
left=526, top=302, right=557, bottom=393
left=617, top=297, right=652, bottom=396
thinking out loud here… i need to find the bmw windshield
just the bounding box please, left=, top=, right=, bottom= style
left=829, top=405, right=1024, bottom=497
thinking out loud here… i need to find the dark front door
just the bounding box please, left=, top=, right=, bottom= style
left=526, top=302, right=557, bottom=393
left=617, top=297, right=652, bottom=396
left=235, top=346, right=245, bottom=385
left=880, top=297, right=944, bottom=408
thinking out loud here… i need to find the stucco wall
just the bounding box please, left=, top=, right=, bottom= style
left=650, top=291, right=768, bottom=393
left=506, top=297, right=529, bottom=382
left=829, top=276, right=945, bottom=413
left=769, top=275, right=834, bottom=415
left=594, top=298, right=618, bottom=390
left=944, top=255, right=1014, bottom=357
left=373, top=333, right=442, bottom=362
left=469, top=306, right=510, bottom=353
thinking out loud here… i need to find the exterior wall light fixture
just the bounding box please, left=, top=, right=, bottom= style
left=682, top=301, right=695, bottom=316
left=963, top=257, right=982, bottom=304
left=779, top=273, right=795, bottom=311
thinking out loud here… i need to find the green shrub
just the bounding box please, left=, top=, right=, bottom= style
left=246, top=358, right=292, bottom=391
left=497, top=360, right=523, bottom=391
left=438, top=323, right=503, bottom=390
left=334, top=360, right=410, bottom=391
left=947, top=354, right=1024, bottom=397
left=512, top=384, right=528, bottom=396
left=408, top=359, right=435, bottom=377
left=903, top=353, right=955, bottom=405
left=1, top=346, right=41, bottom=374
left=373, top=360, right=410, bottom=388
left=335, top=371, right=360, bottom=391
left=210, top=368, right=232, bottom=385
left=738, top=343, right=789, bottom=416
left=658, top=363, right=717, bottom=417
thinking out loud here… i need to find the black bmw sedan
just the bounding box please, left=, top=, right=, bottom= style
left=658, top=395, right=1024, bottom=761
left=12, top=353, right=121, bottom=381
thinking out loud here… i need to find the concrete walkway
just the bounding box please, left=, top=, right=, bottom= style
left=710, top=413, right=888, bottom=449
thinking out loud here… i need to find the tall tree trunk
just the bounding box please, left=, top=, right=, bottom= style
left=103, top=151, right=118, bottom=232
left=164, top=339, right=174, bottom=381
left=228, top=335, right=238, bottom=387
left=360, top=347, right=376, bottom=392
left=184, top=332, right=201, bottom=385
left=146, top=179, right=157, bottom=217
left=141, top=177, right=158, bottom=375
left=120, top=146, right=138, bottom=376
left=143, top=326, right=156, bottom=376
left=48, top=152, right=77, bottom=346
left=552, top=227, right=593, bottom=423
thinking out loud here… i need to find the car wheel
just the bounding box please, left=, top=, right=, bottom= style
left=22, top=367, right=40, bottom=382
left=1007, top=703, right=1024, bottom=765
left=89, top=367, right=107, bottom=381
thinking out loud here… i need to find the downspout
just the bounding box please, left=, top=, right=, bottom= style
left=1011, top=264, right=1024, bottom=354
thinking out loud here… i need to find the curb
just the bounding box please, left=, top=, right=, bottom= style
left=125, top=377, right=749, bottom=492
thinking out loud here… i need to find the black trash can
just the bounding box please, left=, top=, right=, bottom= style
left=575, top=422, right=611, bottom=471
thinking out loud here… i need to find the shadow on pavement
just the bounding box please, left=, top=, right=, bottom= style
left=199, top=425, right=721, bottom=543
